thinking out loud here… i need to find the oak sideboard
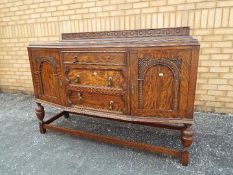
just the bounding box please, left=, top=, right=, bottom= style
left=28, top=27, right=199, bottom=166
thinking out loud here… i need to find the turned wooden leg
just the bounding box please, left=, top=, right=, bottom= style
left=180, top=125, right=194, bottom=166
left=35, top=102, right=46, bottom=134
left=64, top=111, right=69, bottom=118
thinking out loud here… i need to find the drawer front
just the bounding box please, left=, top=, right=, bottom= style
left=62, top=51, right=127, bottom=65
left=69, top=90, right=125, bottom=113
left=66, top=68, right=124, bottom=88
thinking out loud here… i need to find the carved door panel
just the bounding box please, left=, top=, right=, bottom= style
left=28, top=49, right=65, bottom=105
left=130, top=48, right=193, bottom=118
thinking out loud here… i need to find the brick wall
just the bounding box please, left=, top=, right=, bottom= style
left=0, top=0, right=232, bottom=113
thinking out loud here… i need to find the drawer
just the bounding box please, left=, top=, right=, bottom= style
left=66, top=68, right=125, bottom=88
left=62, top=51, right=127, bottom=65
left=69, top=89, right=125, bottom=113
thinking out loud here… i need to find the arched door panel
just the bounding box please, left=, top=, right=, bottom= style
left=143, top=65, right=174, bottom=111
left=130, top=48, right=192, bottom=118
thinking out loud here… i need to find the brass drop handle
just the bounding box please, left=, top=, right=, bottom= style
left=109, top=100, right=114, bottom=110
left=74, top=75, right=80, bottom=84
left=72, top=55, right=78, bottom=63
left=77, top=91, right=82, bottom=101
left=107, top=76, right=113, bottom=87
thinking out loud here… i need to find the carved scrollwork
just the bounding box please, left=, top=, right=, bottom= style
left=35, top=56, right=57, bottom=74
left=68, top=85, right=125, bottom=96
left=62, top=27, right=189, bottom=40
left=138, top=58, right=181, bottom=111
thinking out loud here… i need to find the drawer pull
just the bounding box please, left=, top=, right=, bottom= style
left=74, top=75, right=80, bottom=84
left=77, top=91, right=82, bottom=101
left=159, top=73, right=164, bottom=77
left=107, top=56, right=111, bottom=59
left=73, top=56, right=78, bottom=63
left=107, top=76, right=113, bottom=87
left=109, top=100, right=114, bottom=110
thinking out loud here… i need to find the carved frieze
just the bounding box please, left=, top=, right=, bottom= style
left=62, top=27, right=189, bottom=40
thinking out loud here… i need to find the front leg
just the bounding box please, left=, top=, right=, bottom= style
left=180, top=125, right=194, bottom=166
left=35, top=102, right=46, bottom=134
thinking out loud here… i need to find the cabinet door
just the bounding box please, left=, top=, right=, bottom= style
left=130, top=47, right=195, bottom=118
left=28, top=49, right=65, bottom=105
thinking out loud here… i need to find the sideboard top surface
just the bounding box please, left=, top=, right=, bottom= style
left=28, top=27, right=199, bottom=48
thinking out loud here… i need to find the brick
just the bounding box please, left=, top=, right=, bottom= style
left=96, top=12, right=109, bottom=17
left=197, top=79, right=208, bottom=84
left=217, top=85, right=233, bottom=91
left=96, top=1, right=109, bottom=6
left=196, top=2, right=216, bottom=9
left=125, top=9, right=140, bottom=15
left=199, top=73, right=219, bottom=78
left=103, top=5, right=118, bottom=11
left=202, top=35, right=222, bottom=41
left=222, top=8, right=230, bottom=27
left=211, top=54, right=231, bottom=60
left=158, top=6, right=175, bottom=12
left=198, top=67, right=209, bottom=72
left=216, top=97, right=233, bottom=102
left=194, top=29, right=213, bottom=35
left=82, top=2, right=95, bottom=8
left=141, top=7, right=157, bottom=13
left=89, top=7, right=103, bottom=12
left=110, top=10, right=124, bottom=16
left=217, top=1, right=233, bottom=7
left=158, top=13, right=163, bottom=28
left=133, top=2, right=149, bottom=8
left=230, top=8, right=233, bottom=27
left=212, top=41, right=232, bottom=48
left=168, top=0, right=185, bottom=5
left=222, top=48, right=233, bottom=53
left=188, top=10, right=195, bottom=28
left=150, top=0, right=166, bottom=6
left=214, top=28, right=233, bottom=34
left=208, top=90, right=226, bottom=96
left=206, top=102, right=224, bottom=108
left=209, top=77, right=228, bottom=84
left=207, top=9, right=215, bottom=28
left=177, top=3, right=195, bottom=10
left=201, top=9, right=208, bottom=28
left=119, top=4, right=132, bottom=10
left=194, top=10, right=201, bottom=28
left=201, top=48, right=221, bottom=54
left=221, top=61, right=233, bottom=66
left=214, top=8, right=222, bottom=28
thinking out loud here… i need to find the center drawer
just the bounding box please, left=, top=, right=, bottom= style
left=62, top=51, right=127, bottom=65
left=68, top=89, right=125, bottom=113
left=65, top=67, right=125, bottom=89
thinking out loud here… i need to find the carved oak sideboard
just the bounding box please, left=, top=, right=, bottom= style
left=28, top=27, right=199, bottom=166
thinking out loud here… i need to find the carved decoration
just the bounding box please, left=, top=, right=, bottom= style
left=35, top=56, right=57, bottom=74
left=62, top=27, right=189, bottom=40
left=138, top=58, right=181, bottom=111
left=68, top=85, right=124, bottom=96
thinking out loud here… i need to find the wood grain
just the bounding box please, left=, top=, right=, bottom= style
left=143, top=65, right=174, bottom=111
left=67, top=68, right=124, bottom=88
left=69, top=89, right=125, bottom=113
left=62, top=51, right=127, bottom=65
